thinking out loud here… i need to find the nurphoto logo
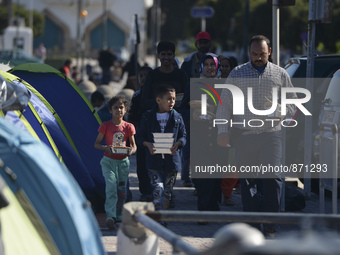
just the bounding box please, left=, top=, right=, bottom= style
left=197, top=82, right=222, bottom=115
left=199, top=83, right=312, bottom=128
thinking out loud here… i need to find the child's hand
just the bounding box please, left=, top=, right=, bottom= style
left=128, top=146, right=136, bottom=156
left=170, top=142, right=181, bottom=155
left=106, top=146, right=113, bottom=155
left=144, top=142, right=156, bottom=155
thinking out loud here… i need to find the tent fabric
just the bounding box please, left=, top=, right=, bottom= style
left=11, top=64, right=106, bottom=201
left=0, top=70, right=79, bottom=156
left=0, top=71, right=60, bottom=158
left=3, top=102, right=96, bottom=200
left=3, top=110, right=40, bottom=140
left=0, top=185, right=59, bottom=255
left=0, top=117, right=106, bottom=255
left=10, top=63, right=101, bottom=123
left=4, top=109, right=61, bottom=160
left=0, top=71, right=96, bottom=199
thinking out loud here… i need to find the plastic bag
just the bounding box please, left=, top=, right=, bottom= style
left=0, top=74, right=31, bottom=112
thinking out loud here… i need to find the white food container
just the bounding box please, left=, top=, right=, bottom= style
left=110, top=147, right=131, bottom=155
left=152, top=133, right=174, bottom=154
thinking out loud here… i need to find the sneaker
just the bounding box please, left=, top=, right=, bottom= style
left=125, top=192, right=132, bottom=203
left=159, top=221, right=168, bottom=228
left=183, top=180, right=193, bottom=187
left=234, top=185, right=241, bottom=194
left=106, top=217, right=116, bottom=230
left=169, top=198, right=175, bottom=208
left=263, top=225, right=276, bottom=238
left=146, top=194, right=153, bottom=202
left=140, top=193, right=153, bottom=202
left=223, top=197, right=235, bottom=206
left=114, top=222, right=121, bottom=230
left=139, top=194, right=148, bottom=202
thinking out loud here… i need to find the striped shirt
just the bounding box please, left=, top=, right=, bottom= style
left=216, top=61, right=297, bottom=135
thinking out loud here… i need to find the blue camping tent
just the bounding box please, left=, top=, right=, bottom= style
left=0, top=173, right=59, bottom=254
left=0, top=71, right=96, bottom=200
left=10, top=64, right=106, bottom=205
left=0, top=117, right=106, bottom=255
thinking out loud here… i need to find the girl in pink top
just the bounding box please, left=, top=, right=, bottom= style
left=94, top=96, right=136, bottom=229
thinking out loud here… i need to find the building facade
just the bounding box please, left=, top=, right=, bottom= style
left=25, top=0, right=153, bottom=59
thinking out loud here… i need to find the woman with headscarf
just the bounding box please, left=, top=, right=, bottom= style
left=199, top=53, right=221, bottom=78
left=191, top=53, right=226, bottom=223
left=218, top=55, right=235, bottom=79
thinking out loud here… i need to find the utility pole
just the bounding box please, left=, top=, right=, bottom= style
left=269, top=0, right=295, bottom=211
left=134, top=14, right=140, bottom=89
left=242, top=0, right=249, bottom=63
left=201, top=17, right=206, bottom=32
left=80, top=9, right=88, bottom=78
left=268, top=0, right=296, bottom=64
left=103, top=0, right=108, bottom=48
left=303, top=0, right=317, bottom=199
left=304, top=0, right=333, bottom=198
left=7, top=0, right=13, bottom=26
left=272, top=0, right=280, bottom=65
left=154, top=0, right=161, bottom=68
left=29, top=0, right=33, bottom=29
left=76, top=0, right=83, bottom=69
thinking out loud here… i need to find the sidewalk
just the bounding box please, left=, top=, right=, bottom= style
left=97, top=154, right=339, bottom=255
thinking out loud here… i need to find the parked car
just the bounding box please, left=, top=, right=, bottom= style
left=314, top=69, right=340, bottom=167
left=319, top=69, right=340, bottom=125
left=285, top=55, right=340, bottom=163
left=0, top=49, right=43, bottom=66
left=285, top=55, right=340, bottom=191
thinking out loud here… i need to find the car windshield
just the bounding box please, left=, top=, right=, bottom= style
left=285, top=62, right=300, bottom=78
left=324, top=69, right=340, bottom=105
